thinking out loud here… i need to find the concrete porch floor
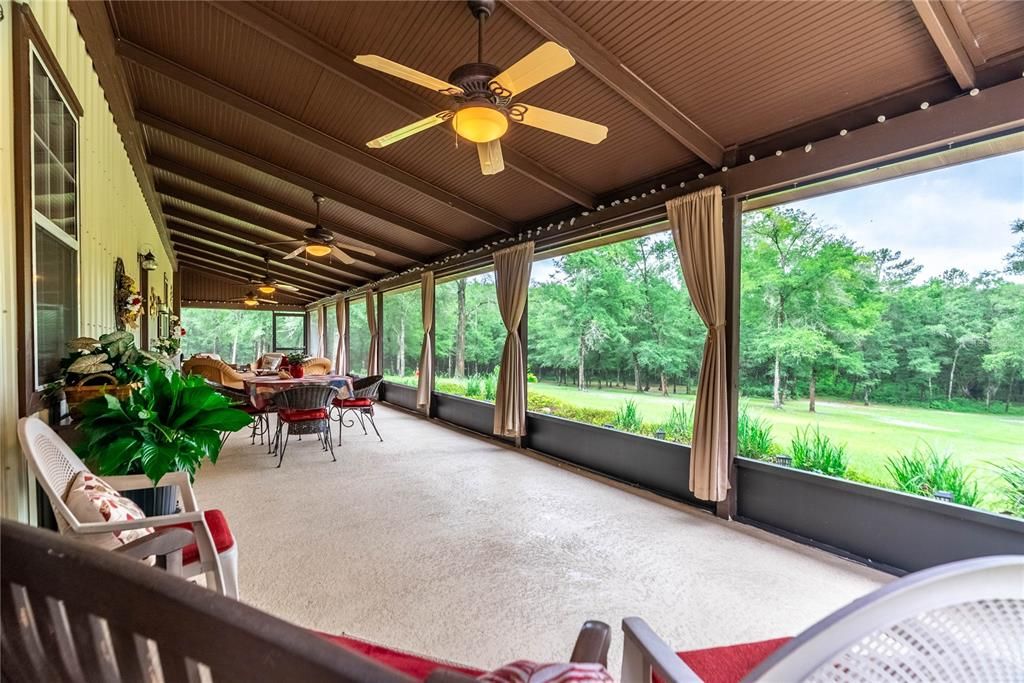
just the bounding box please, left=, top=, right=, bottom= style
left=194, top=404, right=888, bottom=672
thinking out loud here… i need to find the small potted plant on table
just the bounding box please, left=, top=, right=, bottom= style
left=76, top=364, right=253, bottom=516
left=285, top=352, right=308, bottom=378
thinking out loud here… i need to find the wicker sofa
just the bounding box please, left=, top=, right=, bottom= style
left=182, top=356, right=254, bottom=390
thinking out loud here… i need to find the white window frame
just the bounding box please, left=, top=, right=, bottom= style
left=29, top=43, right=81, bottom=389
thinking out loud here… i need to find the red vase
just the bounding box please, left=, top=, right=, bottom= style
left=290, top=364, right=305, bottom=379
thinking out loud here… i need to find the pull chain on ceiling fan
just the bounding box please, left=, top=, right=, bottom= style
left=355, top=0, right=608, bottom=176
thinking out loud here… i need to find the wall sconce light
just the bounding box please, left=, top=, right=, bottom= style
left=141, top=251, right=158, bottom=271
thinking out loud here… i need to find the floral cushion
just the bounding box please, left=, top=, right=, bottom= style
left=63, top=472, right=153, bottom=552
left=478, top=661, right=613, bottom=683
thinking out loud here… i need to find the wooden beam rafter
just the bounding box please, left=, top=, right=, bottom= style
left=176, top=260, right=319, bottom=301
left=165, top=215, right=363, bottom=286
left=176, top=257, right=325, bottom=300
left=169, top=233, right=350, bottom=292
left=137, top=111, right=467, bottom=251
left=149, top=156, right=424, bottom=264
left=211, top=0, right=597, bottom=209
left=158, top=186, right=389, bottom=275
left=116, top=39, right=515, bottom=235
left=504, top=0, right=724, bottom=168
left=912, top=0, right=977, bottom=90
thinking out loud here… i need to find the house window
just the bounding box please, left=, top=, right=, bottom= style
left=30, top=48, right=79, bottom=386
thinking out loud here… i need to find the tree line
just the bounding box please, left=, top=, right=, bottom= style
left=382, top=208, right=1023, bottom=414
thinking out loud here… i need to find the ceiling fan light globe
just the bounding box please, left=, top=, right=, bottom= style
left=257, top=284, right=276, bottom=294
left=305, top=244, right=332, bottom=257
left=243, top=298, right=258, bottom=306
left=453, top=105, right=508, bottom=143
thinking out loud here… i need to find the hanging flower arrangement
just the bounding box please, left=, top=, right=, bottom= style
left=117, top=270, right=143, bottom=330
left=154, top=315, right=187, bottom=356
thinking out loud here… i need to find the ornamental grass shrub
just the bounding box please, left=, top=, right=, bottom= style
left=885, top=442, right=979, bottom=507
left=791, top=426, right=848, bottom=477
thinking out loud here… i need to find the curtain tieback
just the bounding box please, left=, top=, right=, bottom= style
left=709, top=323, right=727, bottom=331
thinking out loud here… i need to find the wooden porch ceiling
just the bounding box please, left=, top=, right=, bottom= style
left=69, top=0, right=1024, bottom=305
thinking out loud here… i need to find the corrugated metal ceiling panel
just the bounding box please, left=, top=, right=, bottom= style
left=959, top=1, right=1024, bottom=63
left=553, top=0, right=949, bottom=147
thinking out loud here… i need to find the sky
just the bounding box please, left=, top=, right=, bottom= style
left=790, top=150, right=1023, bottom=281
left=529, top=150, right=1023, bottom=284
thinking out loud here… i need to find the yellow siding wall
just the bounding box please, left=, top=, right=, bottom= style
left=1, top=0, right=173, bottom=521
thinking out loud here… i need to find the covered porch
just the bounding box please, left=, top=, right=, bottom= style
left=3, top=0, right=1023, bottom=679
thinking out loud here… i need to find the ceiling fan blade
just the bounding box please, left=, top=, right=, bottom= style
left=354, top=55, right=463, bottom=95
left=491, top=42, right=575, bottom=98
left=367, top=112, right=453, bottom=148
left=513, top=104, right=608, bottom=144
left=282, top=245, right=306, bottom=260
left=275, top=283, right=301, bottom=292
left=257, top=298, right=278, bottom=304
left=257, top=239, right=302, bottom=247
left=335, top=243, right=376, bottom=257
left=331, top=245, right=356, bottom=265
left=477, top=140, right=505, bottom=176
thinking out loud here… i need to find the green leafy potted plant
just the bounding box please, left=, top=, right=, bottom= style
left=76, top=364, right=253, bottom=516
left=285, top=352, right=307, bottom=378
left=53, top=330, right=166, bottom=420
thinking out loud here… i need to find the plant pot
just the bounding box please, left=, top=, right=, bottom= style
left=65, top=373, right=139, bottom=420
left=122, top=484, right=179, bottom=517
left=290, top=365, right=305, bottom=379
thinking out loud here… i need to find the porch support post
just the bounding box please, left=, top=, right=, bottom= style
left=717, top=196, right=742, bottom=520
left=343, top=298, right=351, bottom=376
left=376, top=290, right=384, bottom=377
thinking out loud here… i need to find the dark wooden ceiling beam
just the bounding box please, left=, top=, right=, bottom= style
left=116, top=39, right=515, bottom=234
left=137, top=110, right=467, bottom=251
left=65, top=1, right=176, bottom=267
left=164, top=212, right=363, bottom=285
left=504, top=0, right=724, bottom=168
left=177, top=260, right=319, bottom=301
left=211, top=0, right=597, bottom=209
left=149, top=156, right=424, bottom=264
left=939, top=1, right=987, bottom=67
left=170, top=238, right=343, bottom=295
left=157, top=184, right=393, bottom=273
left=177, top=258, right=324, bottom=300
left=912, top=0, right=977, bottom=90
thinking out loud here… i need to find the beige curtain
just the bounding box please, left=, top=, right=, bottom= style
left=667, top=186, right=729, bottom=502
left=366, top=291, right=380, bottom=376
left=492, top=242, right=534, bottom=437
left=316, top=306, right=327, bottom=359
left=335, top=298, right=347, bottom=375
left=417, top=271, right=435, bottom=410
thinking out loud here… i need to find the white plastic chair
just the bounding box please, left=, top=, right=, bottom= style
left=17, top=416, right=238, bottom=598
left=622, top=554, right=1024, bottom=682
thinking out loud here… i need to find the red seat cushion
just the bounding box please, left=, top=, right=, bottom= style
left=341, top=397, right=373, bottom=408
left=673, top=638, right=791, bottom=683
left=318, top=633, right=483, bottom=681
left=279, top=408, right=329, bottom=422
left=171, top=509, right=235, bottom=566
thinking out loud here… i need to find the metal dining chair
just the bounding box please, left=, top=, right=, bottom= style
left=331, top=375, right=384, bottom=444
left=272, top=384, right=340, bottom=468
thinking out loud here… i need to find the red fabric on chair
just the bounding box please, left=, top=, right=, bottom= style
left=279, top=408, right=329, bottom=422
left=171, top=509, right=235, bottom=566
left=670, top=638, right=791, bottom=683
left=333, top=397, right=373, bottom=408
left=318, top=632, right=483, bottom=680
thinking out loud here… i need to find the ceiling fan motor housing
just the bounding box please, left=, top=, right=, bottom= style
left=449, top=62, right=503, bottom=104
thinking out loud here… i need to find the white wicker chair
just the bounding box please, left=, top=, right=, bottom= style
left=622, top=555, right=1024, bottom=683
left=16, top=416, right=238, bottom=598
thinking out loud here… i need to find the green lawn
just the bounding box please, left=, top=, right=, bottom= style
left=529, top=381, right=1023, bottom=508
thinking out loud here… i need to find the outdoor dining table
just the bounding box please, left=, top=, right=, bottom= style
left=243, top=374, right=355, bottom=411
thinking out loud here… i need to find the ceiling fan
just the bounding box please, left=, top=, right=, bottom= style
left=228, top=290, right=278, bottom=307
left=249, top=255, right=301, bottom=295
left=258, top=194, right=377, bottom=264
left=354, top=0, right=608, bottom=175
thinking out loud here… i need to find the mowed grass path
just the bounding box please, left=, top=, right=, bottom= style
left=530, top=381, right=1023, bottom=504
